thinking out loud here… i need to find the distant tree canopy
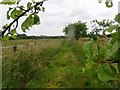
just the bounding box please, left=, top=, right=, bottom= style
left=63, top=21, right=88, bottom=40
left=9, top=34, right=67, bottom=40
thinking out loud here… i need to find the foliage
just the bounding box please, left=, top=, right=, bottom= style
left=0, top=0, right=16, bottom=5
left=0, top=0, right=47, bottom=40
left=63, top=21, right=88, bottom=40
left=90, top=19, right=115, bottom=36
left=7, top=34, right=67, bottom=40
left=81, top=0, right=119, bottom=87
left=115, top=14, right=120, bottom=23
left=83, top=14, right=120, bottom=87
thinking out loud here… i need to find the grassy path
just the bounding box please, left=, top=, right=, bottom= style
left=26, top=40, right=87, bottom=88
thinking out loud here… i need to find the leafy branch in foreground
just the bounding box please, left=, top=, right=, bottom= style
left=84, top=1, right=120, bottom=85
left=83, top=14, right=120, bottom=86
left=1, top=0, right=48, bottom=40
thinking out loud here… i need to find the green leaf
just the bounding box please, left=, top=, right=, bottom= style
left=21, top=15, right=34, bottom=32
left=3, top=35, right=9, bottom=40
left=108, top=32, right=118, bottom=45
left=97, top=64, right=116, bottom=82
left=28, top=15, right=34, bottom=27
left=106, top=42, right=118, bottom=59
left=42, top=7, right=45, bottom=12
left=36, top=7, right=41, bottom=11
left=115, top=14, right=120, bottom=23
left=11, top=35, right=16, bottom=38
left=11, top=8, right=23, bottom=19
left=7, top=13, right=10, bottom=20
left=34, top=14, right=40, bottom=25
left=2, top=24, right=8, bottom=29
left=97, top=45, right=106, bottom=60
left=83, top=39, right=94, bottom=59
left=27, top=2, right=33, bottom=9
left=23, top=14, right=27, bottom=16
left=19, top=5, right=25, bottom=9
left=10, top=29, right=16, bottom=35
left=105, top=1, right=113, bottom=8
left=0, top=0, right=16, bottom=5
left=19, top=6, right=27, bottom=16
left=7, top=7, right=13, bottom=20
left=10, top=9, right=17, bottom=19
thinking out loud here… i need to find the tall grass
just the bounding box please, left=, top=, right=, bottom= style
left=2, top=39, right=62, bottom=88
left=2, top=39, right=118, bottom=88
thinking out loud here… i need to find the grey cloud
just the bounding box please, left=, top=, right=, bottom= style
left=69, top=9, right=87, bottom=17
left=0, top=0, right=118, bottom=36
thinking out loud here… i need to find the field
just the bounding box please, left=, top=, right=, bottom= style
left=2, top=38, right=118, bottom=88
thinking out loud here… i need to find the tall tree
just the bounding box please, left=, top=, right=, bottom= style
left=63, top=21, right=88, bottom=40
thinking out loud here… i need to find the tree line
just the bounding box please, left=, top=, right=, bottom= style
left=9, top=19, right=115, bottom=40
left=9, top=34, right=67, bottom=40
left=63, top=19, right=114, bottom=40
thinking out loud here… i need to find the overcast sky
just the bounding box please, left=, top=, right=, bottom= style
left=0, top=0, right=119, bottom=36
